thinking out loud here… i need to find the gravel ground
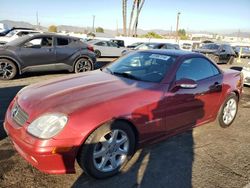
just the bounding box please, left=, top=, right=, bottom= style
left=0, top=58, right=249, bottom=188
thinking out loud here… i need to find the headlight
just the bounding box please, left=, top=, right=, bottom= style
left=27, top=113, right=68, bottom=139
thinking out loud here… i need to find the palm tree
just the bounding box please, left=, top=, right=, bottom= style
left=132, top=0, right=145, bottom=36
left=122, top=0, right=127, bottom=36
left=128, top=0, right=137, bottom=36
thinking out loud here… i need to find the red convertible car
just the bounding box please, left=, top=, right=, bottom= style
left=4, top=50, right=243, bottom=178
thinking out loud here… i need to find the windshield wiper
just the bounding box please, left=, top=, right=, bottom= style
left=113, top=71, right=141, bottom=81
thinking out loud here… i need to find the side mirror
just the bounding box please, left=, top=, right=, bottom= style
left=175, top=78, right=198, bottom=89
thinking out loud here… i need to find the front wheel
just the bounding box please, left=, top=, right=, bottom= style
left=94, top=50, right=101, bottom=58
left=0, top=59, right=17, bottom=80
left=77, top=121, right=136, bottom=179
left=74, top=58, right=93, bottom=73
left=217, top=93, right=238, bottom=128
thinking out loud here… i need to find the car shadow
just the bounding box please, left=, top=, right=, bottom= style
left=71, top=83, right=205, bottom=187
left=0, top=85, right=25, bottom=140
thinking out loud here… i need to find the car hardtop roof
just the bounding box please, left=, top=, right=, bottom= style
left=12, top=29, right=41, bottom=32
left=140, top=49, right=197, bottom=57
left=28, top=33, right=81, bottom=40
left=11, top=27, right=35, bottom=30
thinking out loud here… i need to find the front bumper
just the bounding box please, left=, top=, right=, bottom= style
left=4, top=119, right=78, bottom=174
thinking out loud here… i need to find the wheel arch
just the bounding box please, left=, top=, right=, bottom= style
left=76, top=118, right=139, bottom=157
left=73, top=55, right=94, bottom=71
left=0, top=56, right=21, bottom=74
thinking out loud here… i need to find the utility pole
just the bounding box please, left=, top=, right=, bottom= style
left=36, top=11, right=39, bottom=29
left=92, top=15, right=95, bottom=33
left=176, top=12, right=181, bottom=43
left=116, top=19, right=119, bottom=36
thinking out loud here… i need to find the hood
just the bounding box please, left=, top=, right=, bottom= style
left=193, top=48, right=217, bottom=54
left=17, top=70, right=148, bottom=119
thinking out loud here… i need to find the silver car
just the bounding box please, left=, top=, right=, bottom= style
left=87, top=40, right=127, bottom=57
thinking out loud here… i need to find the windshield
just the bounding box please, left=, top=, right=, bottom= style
left=6, top=30, right=17, bottom=37
left=135, top=43, right=157, bottom=50
left=104, top=52, right=176, bottom=83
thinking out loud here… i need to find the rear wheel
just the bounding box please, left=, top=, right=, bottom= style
left=217, top=93, right=238, bottom=128
left=94, top=50, right=101, bottom=58
left=207, top=54, right=219, bottom=64
left=77, top=121, right=136, bottom=179
left=74, top=58, right=93, bottom=73
left=227, top=56, right=235, bottom=64
left=0, top=58, right=17, bottom=80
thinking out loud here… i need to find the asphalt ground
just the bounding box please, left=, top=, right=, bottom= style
left=0, top=58, right=249, bottom=188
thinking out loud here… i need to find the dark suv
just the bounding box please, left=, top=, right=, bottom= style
left=0, top=33, right=96, bottom=80
left=193, top=43, right=236, bottom=64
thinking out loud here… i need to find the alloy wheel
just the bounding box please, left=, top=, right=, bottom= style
left=0, top=61, right=15, bottom=79
left=93, top=129, right=129, bottom=172
left=75, top=59, right=92, bottom=73
left=222, top=98, right=237, bottom=125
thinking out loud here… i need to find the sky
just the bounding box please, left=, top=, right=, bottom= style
left=0, top=0, right=250, bottom=32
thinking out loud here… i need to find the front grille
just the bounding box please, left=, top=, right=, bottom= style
left=11, top=102, right=29, bottom=126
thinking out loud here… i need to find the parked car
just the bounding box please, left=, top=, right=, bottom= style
left=0, top=27, right=36, bottom=37
left=233, top=46, right=250, bottom=58
left=193, top=43, right=236, bottom=64
left=122, top=42, right=180, bottom=55
left=231, top=62, right=250, bottom=86
left=0, top=29, right=42, bottom=45
left=4, top=50, right=243, bottom=179
left=126, top=42, right=144, bottom=49
left=87, top=39, right=127, bottom=58
left=181, top=43, right=192, bottom=51
left=0, top=33, right=96, bottom=80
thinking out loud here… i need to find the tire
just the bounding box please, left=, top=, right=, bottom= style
left=217, top=93, right=238, bottom=128
left=77, top=120, right=136, bottom=179
left=227, top=56, right=235, bottom=65
left=0, top=58, right=17, bottom=80
left=94, top=50, right=101, bottom=58
left=207, top=54, right=219, bottom=64
left=74, top=57, right=93, bottom=73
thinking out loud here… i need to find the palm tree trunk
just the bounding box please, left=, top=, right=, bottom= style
left=128, top=0, right=137, bottom=37
left=132, top=0, right=145, bottom=37
left=122, top=0, right=127, bottom=36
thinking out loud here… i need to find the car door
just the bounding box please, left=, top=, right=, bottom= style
left=107, top=41, right=125, bottom=56
left=55, top=37, right=80, bottom=63
left=164, top=57, right=223, bottom=132
left=17, top=36, right=56, bottom=69
left=94, top=41, right=109, bottom=56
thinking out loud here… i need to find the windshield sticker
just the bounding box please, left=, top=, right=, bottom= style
left=149, top=54, right=171, bottom=61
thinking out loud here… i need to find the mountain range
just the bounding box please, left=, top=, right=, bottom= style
left=1, top=20, right=250, bottom=38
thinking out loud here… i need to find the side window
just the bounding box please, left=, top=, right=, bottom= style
left=57, top=38, right=69, bottom=46
left=108, top=42, right=118, bottom=47
left=176, top=58, right=220, bottom=81
left=95, top=42, right=107, bottom=46
left=17, top=31, right=29, bottom=37
left=24, top=37, right=52, bottom=48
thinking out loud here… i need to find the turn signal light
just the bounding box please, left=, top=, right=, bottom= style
left=87, top=45, right=94, bottom=52
left=52, top=147, right=73, bottom=154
